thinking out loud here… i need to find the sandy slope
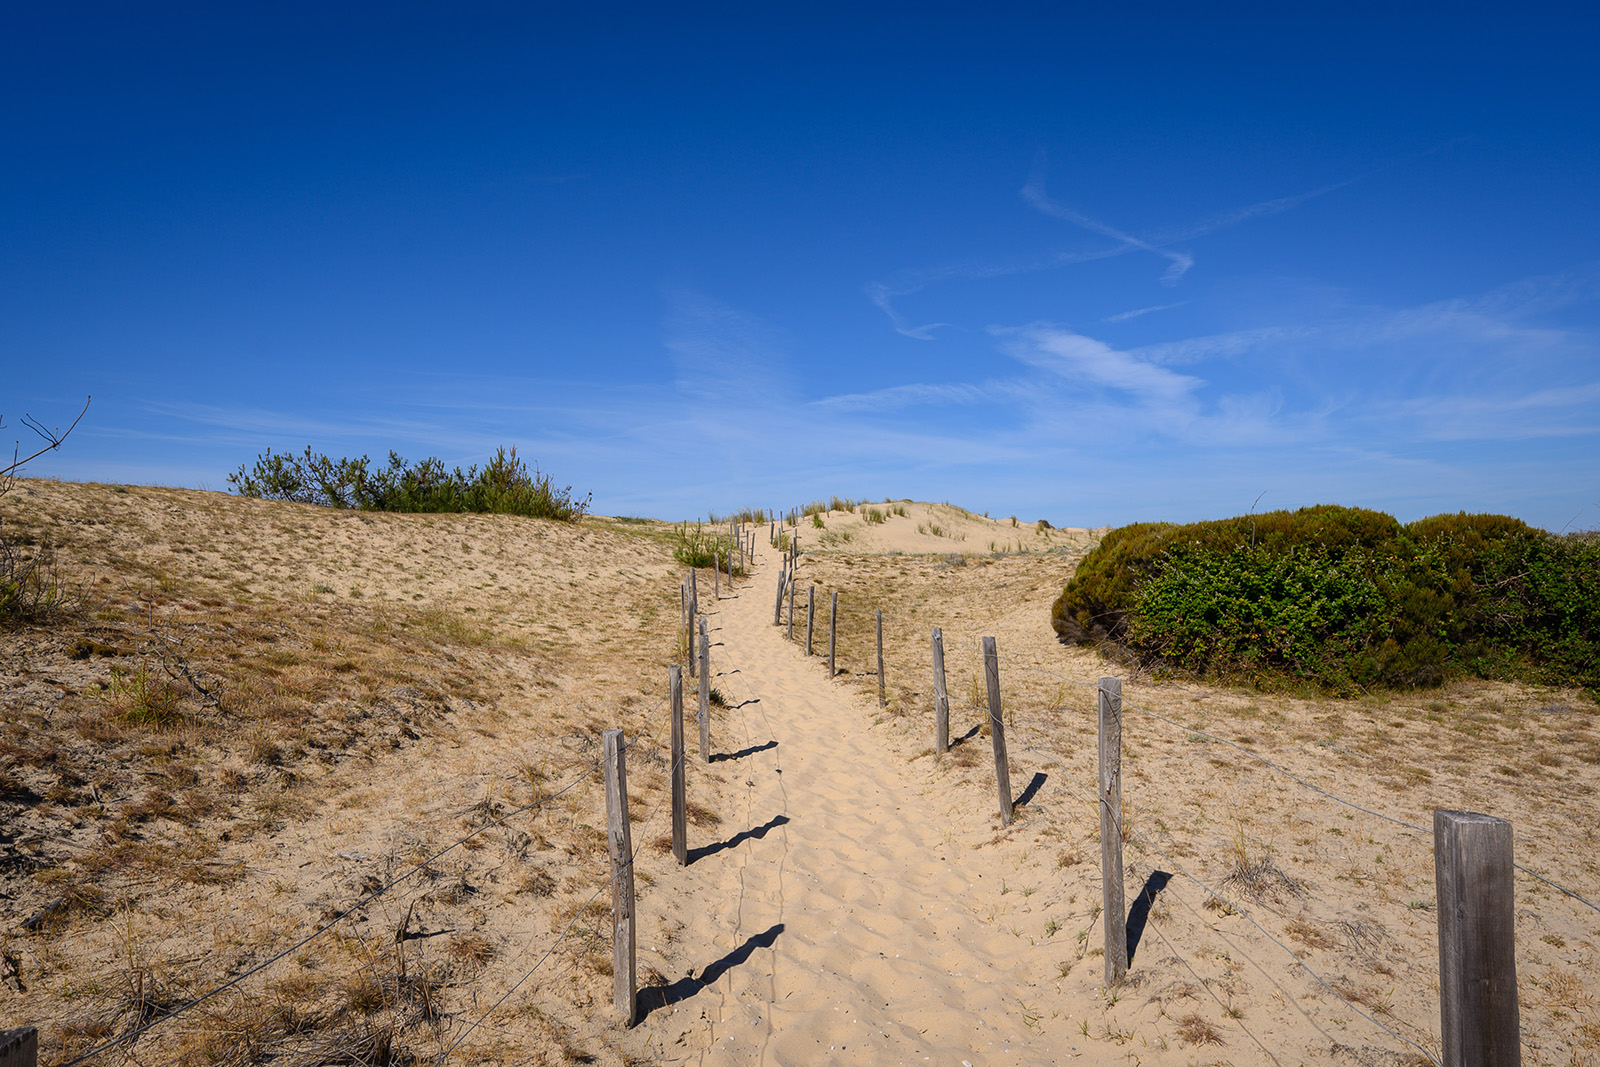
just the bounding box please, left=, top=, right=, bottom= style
left=628, top=540, right=1076, bottom=1066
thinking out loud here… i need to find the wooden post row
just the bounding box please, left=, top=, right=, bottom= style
left=1435, top=809, right=1520, bottom=1067
left=806, top=585, right=816, bottom=656
left=698, top=616, right=711, bottom=763
left=982, top=637, right=1012, bottom=827
left=931, top=626, right=949, bottom=754
left=876, top=610, right=885, bottom=707
left=602, top=730, right=637, bottom=1025
left=1099, top=677, right=1127, bottom=985
left=828, top=591, right=839, bottom=678
left=669, top=666, right=687, bottom=866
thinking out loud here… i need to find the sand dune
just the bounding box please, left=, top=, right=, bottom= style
left=2, top=483, right=1596, bottom=1065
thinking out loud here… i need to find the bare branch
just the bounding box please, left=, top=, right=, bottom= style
left=1, top=395, right=91, bottom=478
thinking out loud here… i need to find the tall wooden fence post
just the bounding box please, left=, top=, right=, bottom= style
left=1, top=1029, right=38, bottom=1067
left=828, top=591, right=839, bottom=678
left=806, top=585, right=815, bottom=656
left=670, top=667, right=687, bottom=865
left=1435, top=809, right=1520, bottom=1066
left=876, top=610, right=885, bottom=707
left=602, top=730, right=637, bottom=1025
left=687, top=597, right=696, bottom=677
left=787, top=578, right=795, bottom=640
left=713, top=552, right=720, bottom=599
left=698, top=617, right=711, bottom=763
left=1098, top=676, right=1127, bottom=985
left=982, top=637, right=1013, bottom=826
left=931, top=627, right=949, bottom=754
left=774, top=568, right=786, bottom=625
left=728, top=547, right=734, bottom=588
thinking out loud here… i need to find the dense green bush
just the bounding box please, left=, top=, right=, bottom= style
left=1053, top=506, right=1599, bottom=693
left=228, top=446, right=590, bottom=521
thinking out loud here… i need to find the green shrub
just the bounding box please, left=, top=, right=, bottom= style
left=228, top=446, right=589, bottom=521
left=1053, top=506, right=1600, bottom=693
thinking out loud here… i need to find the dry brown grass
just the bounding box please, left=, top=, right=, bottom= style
left=1, top=479, right=690, bottom=1065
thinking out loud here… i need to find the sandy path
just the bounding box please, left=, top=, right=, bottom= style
left=634, top=546, right=1079, bottom=1067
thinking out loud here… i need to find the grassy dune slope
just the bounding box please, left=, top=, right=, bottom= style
left=2, top=480, right=686, bottom=1064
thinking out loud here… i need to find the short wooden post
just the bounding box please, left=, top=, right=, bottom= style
left=931, top=626, right=949, bottom=754
left=1435, top=809, right=1520, bottom=1066
left=698, top=617, right=711, bottom=763
left=680, top=581, right=687, bottom=630
left=1, top=1029, right=38, bottom=1067
left=669, top=666, right=687, bottom=866
left=983, top=637, right=1013, bottom=826
left=713, top=552, right=720, bottom=598
left=806, top=585, right=815, bottom=656
left=689, top=565, right=697, bottom=604
left=774, top=568, right=787, bottom=625
left=687, top=598, right=696, bottom=677
left=828, top=591, right=839, bottom=678
left=602, top=730, right=637, bottom=1025
left=1098, top=676, right=1127, bottom=985
left=875, top=610, right=885, bottom=707
left=787, top=578, right=795, bottom=640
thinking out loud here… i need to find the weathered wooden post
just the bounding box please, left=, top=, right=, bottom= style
left=931, top=626, right=949, bottom=754
left=787, top=577, right=795, bottom=640
left=983, top=637, right=1012, bottom=826
left=689, top=565, right=697, bottom=606
left=1435, top=810, right=1520, bottom=1067
left=713, top=552, right=720, bottom=598
left=828, top=591, right=839, bottom=678
left=774, top=568, right=787, bottom=625
left=806, top=585, right=816, bottom=656
left=670, top=666, right=687, bottom=865
left=602, top=730, right=637, bottom=1025
left=698, top=616, right=711, bottom=763
left=876, top=610, right=885, bottom=707
left=1, top=1029, right=38, bottom=1067
left=687, top=596, right=696, bottom=677
left=728, top=546, right=734, bottom=587
left=1099, top=676, right=1127, bottom=985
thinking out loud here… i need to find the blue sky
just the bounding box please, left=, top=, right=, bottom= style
left=5, top=3, right=1598, bottom=529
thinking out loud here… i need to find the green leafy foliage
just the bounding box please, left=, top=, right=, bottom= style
left=227, top=446, right=589, bottom=521
left=1053, top=506, right=1600, bottom=693
left=671, top=522, right=746, bottom=575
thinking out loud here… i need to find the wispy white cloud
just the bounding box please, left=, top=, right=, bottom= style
left=1019, top=176, right=1194, bottom=283
left=1103, top=302, right=1186, bottom=323
left=994, top=324, right=1204, bottom=405
left=866, top=164, right=1356, bottom=338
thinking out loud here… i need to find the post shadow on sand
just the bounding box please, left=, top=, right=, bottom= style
left=688, top=813, right=790, bottom=863
left=711, top=739, right=777, bottom=763
left=1126, top=870, right=1172, bottom=965
left=946, top=724, right=982, bottom=749
left=1012, top=771, right=1047, bottom=810
left=637, top=923, right=785, bottom=1020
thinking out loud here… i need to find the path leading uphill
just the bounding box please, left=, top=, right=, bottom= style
left=627, top=545, right=1087, bottom=1067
